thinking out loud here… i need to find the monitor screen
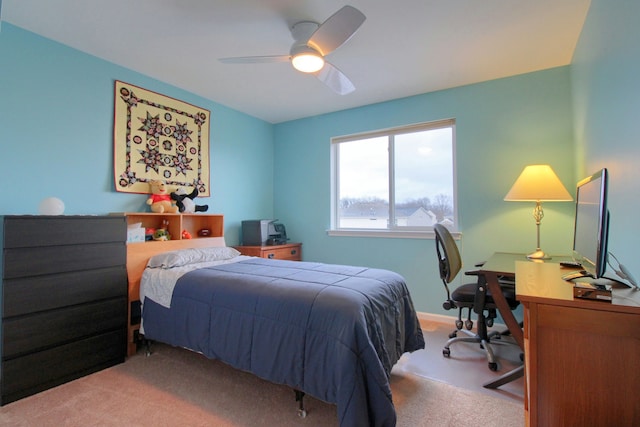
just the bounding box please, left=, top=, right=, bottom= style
left=572, top=168, right=609, bottom=278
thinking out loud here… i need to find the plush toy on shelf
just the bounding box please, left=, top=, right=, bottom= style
left=170, top=187, right=209, bottom=213
left=152, top=229, right=170, bottom=241
left=146, top=180, right=179, bottom=213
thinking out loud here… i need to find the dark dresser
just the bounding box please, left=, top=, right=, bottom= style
left=0, top=215, right=127, bottom=404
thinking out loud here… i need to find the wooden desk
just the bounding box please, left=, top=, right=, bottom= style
left=516, top=261, right=640, bottom=426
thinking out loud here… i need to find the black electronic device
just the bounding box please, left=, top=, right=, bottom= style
left=241, top=219, right=288, bottom=246
left=560, top=261, right=583, bottom=269
left=565, top=168, right=609, bottom=281
left=269, top=223, right=288, bottom=245
left=573, top=281, right=612, bottom=302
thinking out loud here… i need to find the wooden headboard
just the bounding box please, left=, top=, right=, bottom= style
left=126, top=237, right=227, bottom=304
left=116, top=212, right=226, bottom=355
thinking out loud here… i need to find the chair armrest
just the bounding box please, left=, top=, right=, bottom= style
left=464, top=270, right=482, bottom=277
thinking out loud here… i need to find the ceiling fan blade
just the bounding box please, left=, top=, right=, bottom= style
left=308, top=6, right=366, bottom=56
left=313, top=62, right=355, bottom=95
left=219, top=55, right=290, bottom=64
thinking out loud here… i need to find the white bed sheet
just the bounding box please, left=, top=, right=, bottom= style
left=140, top=255, right=252, bottom=309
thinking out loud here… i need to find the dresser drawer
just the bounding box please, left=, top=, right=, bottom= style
left=3, top=297, right=126, bottom=358
left=3, top=266, right=127, bottom=317
left=3, top=243, right=125, bottom=279
left=1, top=329, right=126, bottom=405
left=3, top=216, right=126, bottom=248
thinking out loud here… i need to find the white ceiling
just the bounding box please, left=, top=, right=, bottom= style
left=3, top=0, right=591, bottom=124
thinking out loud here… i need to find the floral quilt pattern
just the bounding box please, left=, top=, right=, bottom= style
left=114, top=81, right=210, bottom=196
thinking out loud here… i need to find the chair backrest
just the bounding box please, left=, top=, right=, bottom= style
left=433, top=224, right=462, bottom=284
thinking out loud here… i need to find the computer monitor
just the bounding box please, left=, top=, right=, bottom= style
left=571, top=168, right=609, bottom=278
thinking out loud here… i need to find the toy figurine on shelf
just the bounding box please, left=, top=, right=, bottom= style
left=147, top=180, right=179, bottom=213
left=170, top=187, right=209, bottom=213
left=152, top=229, right=170, bottom=241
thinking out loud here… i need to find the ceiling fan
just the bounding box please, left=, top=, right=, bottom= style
left=219, top=5, right=366, bottom=95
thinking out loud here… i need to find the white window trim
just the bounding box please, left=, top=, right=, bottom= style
left=329, top=119, right=458, bottom=238
left=327, top=228, right=461, bottom=239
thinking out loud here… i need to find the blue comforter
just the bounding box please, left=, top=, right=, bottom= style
left=142, top=258, right=425, bottom=426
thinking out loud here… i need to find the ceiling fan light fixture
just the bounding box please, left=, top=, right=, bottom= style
left=291, top=46, right=325, bottom=73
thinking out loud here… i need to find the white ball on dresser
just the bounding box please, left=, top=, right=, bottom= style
left=38, top=197, right=65, bottom=215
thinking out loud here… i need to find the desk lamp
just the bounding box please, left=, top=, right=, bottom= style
left=504, top=165, right=572, bottom=259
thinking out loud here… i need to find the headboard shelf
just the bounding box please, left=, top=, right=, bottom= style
left=110, top=212, right=224, bottom=242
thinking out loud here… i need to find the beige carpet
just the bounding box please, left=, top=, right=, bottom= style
left=0, top=343, right=523, bottom=426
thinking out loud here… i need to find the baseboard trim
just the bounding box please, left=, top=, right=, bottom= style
left=416, top=311, right=454, bottom=325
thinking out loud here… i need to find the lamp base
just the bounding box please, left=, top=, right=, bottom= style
left=527, top=249, right=551, bottom=260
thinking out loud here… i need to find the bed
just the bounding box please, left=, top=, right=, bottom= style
left=134, top=240, right=425, bottom=427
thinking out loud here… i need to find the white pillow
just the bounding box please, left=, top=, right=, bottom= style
left=147, top=246, right=241, bottom=269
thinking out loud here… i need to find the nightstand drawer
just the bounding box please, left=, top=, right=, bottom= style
left=234, top=243, right=302, bottom=261
left=262, top=245, right=301, bottom=260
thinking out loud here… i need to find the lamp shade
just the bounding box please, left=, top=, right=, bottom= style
left=504, top=165, right=572, bottom=202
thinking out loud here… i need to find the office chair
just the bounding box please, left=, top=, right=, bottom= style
left=433, top=223, right=519, bottom=371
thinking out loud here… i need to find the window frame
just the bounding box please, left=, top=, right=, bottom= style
left=329, top=119, right=458, bottom=239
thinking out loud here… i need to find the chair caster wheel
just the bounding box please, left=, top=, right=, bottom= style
left=489, top=362, right=498, bottom=371
left=443, top=348, right=451, bottom=357
left=448, top=331, right=457, bottom=339
left=465, top=319, right=473, bottom=330
left=455, top=320, right=463, bottom=330
left=298, top=409, right=307, bottom=418
left=487, top=318, right=494, bottom=327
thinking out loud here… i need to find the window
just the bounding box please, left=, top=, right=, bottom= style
left=330, top=119, right=456, bottom=237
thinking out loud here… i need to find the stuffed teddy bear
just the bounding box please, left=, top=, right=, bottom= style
left=170, top=187, right=209, bottom=213
left=146, top=180, right=179, bottom=213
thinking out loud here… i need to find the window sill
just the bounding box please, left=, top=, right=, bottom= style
left=327, top=229, right=461, bottom=239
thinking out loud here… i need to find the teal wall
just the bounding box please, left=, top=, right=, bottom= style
left=0, top=23, right=274, bottom=244
left=4, top=0, right=637, bottom=317
left=570, top=0, right=640, bottom=281
left=274, top=68, right=576, bottom=314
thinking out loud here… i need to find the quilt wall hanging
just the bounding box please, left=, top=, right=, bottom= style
left=113, top=80, right=211, bottom=196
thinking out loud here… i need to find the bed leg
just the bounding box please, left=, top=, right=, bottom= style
left=294, top=390, right=307, bottom=418
left=143, top=337, right=153, bottom=357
